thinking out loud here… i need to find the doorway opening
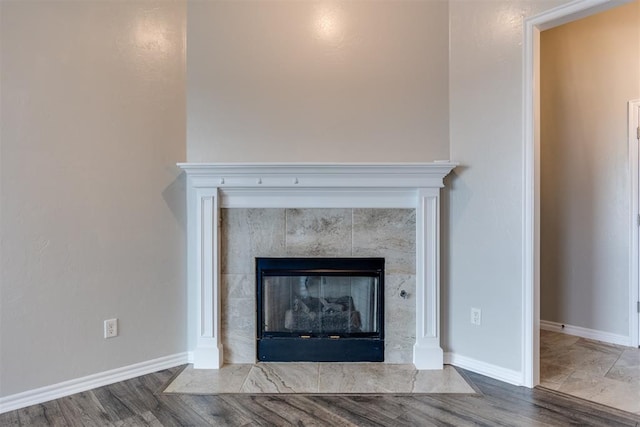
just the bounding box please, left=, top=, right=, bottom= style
left=524, top=0, right=639, bottom=388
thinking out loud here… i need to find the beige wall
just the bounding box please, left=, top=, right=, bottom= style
left=187, top=0, right=449, bottom=162
left=540, top=0, right=640, bottom=336
left=0, top=1, right=186, bottom=396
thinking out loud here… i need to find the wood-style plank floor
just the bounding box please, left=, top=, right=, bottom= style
left=1, top=365, right=639, bottom=426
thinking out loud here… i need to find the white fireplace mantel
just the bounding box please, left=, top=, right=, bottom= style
left=178, top=162, right=457, bottom=369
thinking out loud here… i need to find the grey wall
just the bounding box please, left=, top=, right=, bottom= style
left=0, top=1, right=187, bottom=396
left=186, top=0, right=449, bottom=162
left=540, top=1, right=640, bottom=336
left=446, top=0, right=571, bottom=373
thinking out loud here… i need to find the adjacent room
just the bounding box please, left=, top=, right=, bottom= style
left=539, top=0, right=640, bottom=413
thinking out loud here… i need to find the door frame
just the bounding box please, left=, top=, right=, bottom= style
left=631, top=99, right=640, bottom=348
left=522, top=0, right=635, bottom=388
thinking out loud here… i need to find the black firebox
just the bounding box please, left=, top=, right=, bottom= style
left=256, top=257, right=384, bottom=362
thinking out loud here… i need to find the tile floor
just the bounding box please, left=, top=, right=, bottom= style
left=164, top=363, right=476, bottom=394
left=539, top=329, right=640, bottom=414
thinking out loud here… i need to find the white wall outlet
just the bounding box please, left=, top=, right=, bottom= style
left=471, top=308, right=481, bottom=326
left=104, top=318, right=118, bottom=338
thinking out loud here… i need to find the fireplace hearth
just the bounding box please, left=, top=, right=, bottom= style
left=256, top=257, right=384, bottom=362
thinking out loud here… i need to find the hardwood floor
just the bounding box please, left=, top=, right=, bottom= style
left=2, top=365, right=639, bottom=426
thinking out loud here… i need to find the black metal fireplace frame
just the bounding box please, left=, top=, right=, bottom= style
left=256, top=257, right=385, bottom=362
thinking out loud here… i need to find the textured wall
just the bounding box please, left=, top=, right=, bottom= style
left=540, top=1, right=640, bottom=336
left=0, top=1, right=186, bottom=396
left=220, top=208, right=416, bottom=363
left=186, top=0, right=449, bottom=162
left=446, top=0, right=572, bottom=373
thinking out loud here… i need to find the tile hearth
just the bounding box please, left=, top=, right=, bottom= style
left=164, top=364, right=476, bottom=394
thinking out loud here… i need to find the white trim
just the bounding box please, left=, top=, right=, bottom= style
left=178, top=162, right=457, bottom=190
left=630, top=99, right=640, bottom=348
left=179, top=163, right=456, bottom=369
left=522, top=9, right=539, bottom=390
left=192, top=188, right=223, bottom=369
left=444, top=353, right=523, bottom=387
left=522, top=0, right=635, bottom=388
left=0, top=353, right=189, bottom=414
left=540, top=320, right=633, bottom=347
left=528, top=0, right=631, bottom=31
left=413, top=188, right=444, bottom=369
left=219, top=188, right=418, bottom=209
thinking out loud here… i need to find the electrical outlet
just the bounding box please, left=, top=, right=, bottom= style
left=471, top=308, right=481, bottom=326
left=104, top=318, right=118, bottom=338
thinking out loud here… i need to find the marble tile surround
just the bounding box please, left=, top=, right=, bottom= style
left=220, top=208, right=416, bottom=364
left=164, top=364, right=476, bottom=394
left=539, top=330, right=640, bottom=414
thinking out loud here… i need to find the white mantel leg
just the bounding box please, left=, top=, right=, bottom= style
left=413, top=188, right=444, bottom=369
left=191, top=187, right=223, bottom=368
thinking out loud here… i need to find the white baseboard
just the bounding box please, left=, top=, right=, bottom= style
left=444, top=352, right=523, bottom=386
left=540, top=320, right=632, bottom=347
left=0, top=352, right=189, bottom=414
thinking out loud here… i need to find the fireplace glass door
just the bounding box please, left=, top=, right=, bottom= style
left=256, top=258, right=384, bottom=362
left=263, top=275, right=378, bottom=335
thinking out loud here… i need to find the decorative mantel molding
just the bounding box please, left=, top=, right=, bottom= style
left=178, top=162, right=456, bottom=185
left=178, top=162, right=457, bottom=369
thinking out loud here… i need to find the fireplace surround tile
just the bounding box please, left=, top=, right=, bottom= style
left=221, top=274, right=256, bottom=363
left=221, top=296, right=255, bottom=363
left=285, top=208, right=353, bottom=257
left=221, top=208, right=285, bottom=275
left=221, top=274, right=253, bottom=299
left=221, top=208, right=416, bottom=364
left=353, top=208, right=416, bottom=274
left=385, top=274, right=416, bottom=363
left=223, top=335, right=255, bottom=364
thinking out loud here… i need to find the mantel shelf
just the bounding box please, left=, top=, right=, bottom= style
left=177, top=162, right=458, bottom=189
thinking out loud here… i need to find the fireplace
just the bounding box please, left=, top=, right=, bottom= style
left=177, top=162, right=456, bottom=369
left=257, top=257, right=384, bottom=362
